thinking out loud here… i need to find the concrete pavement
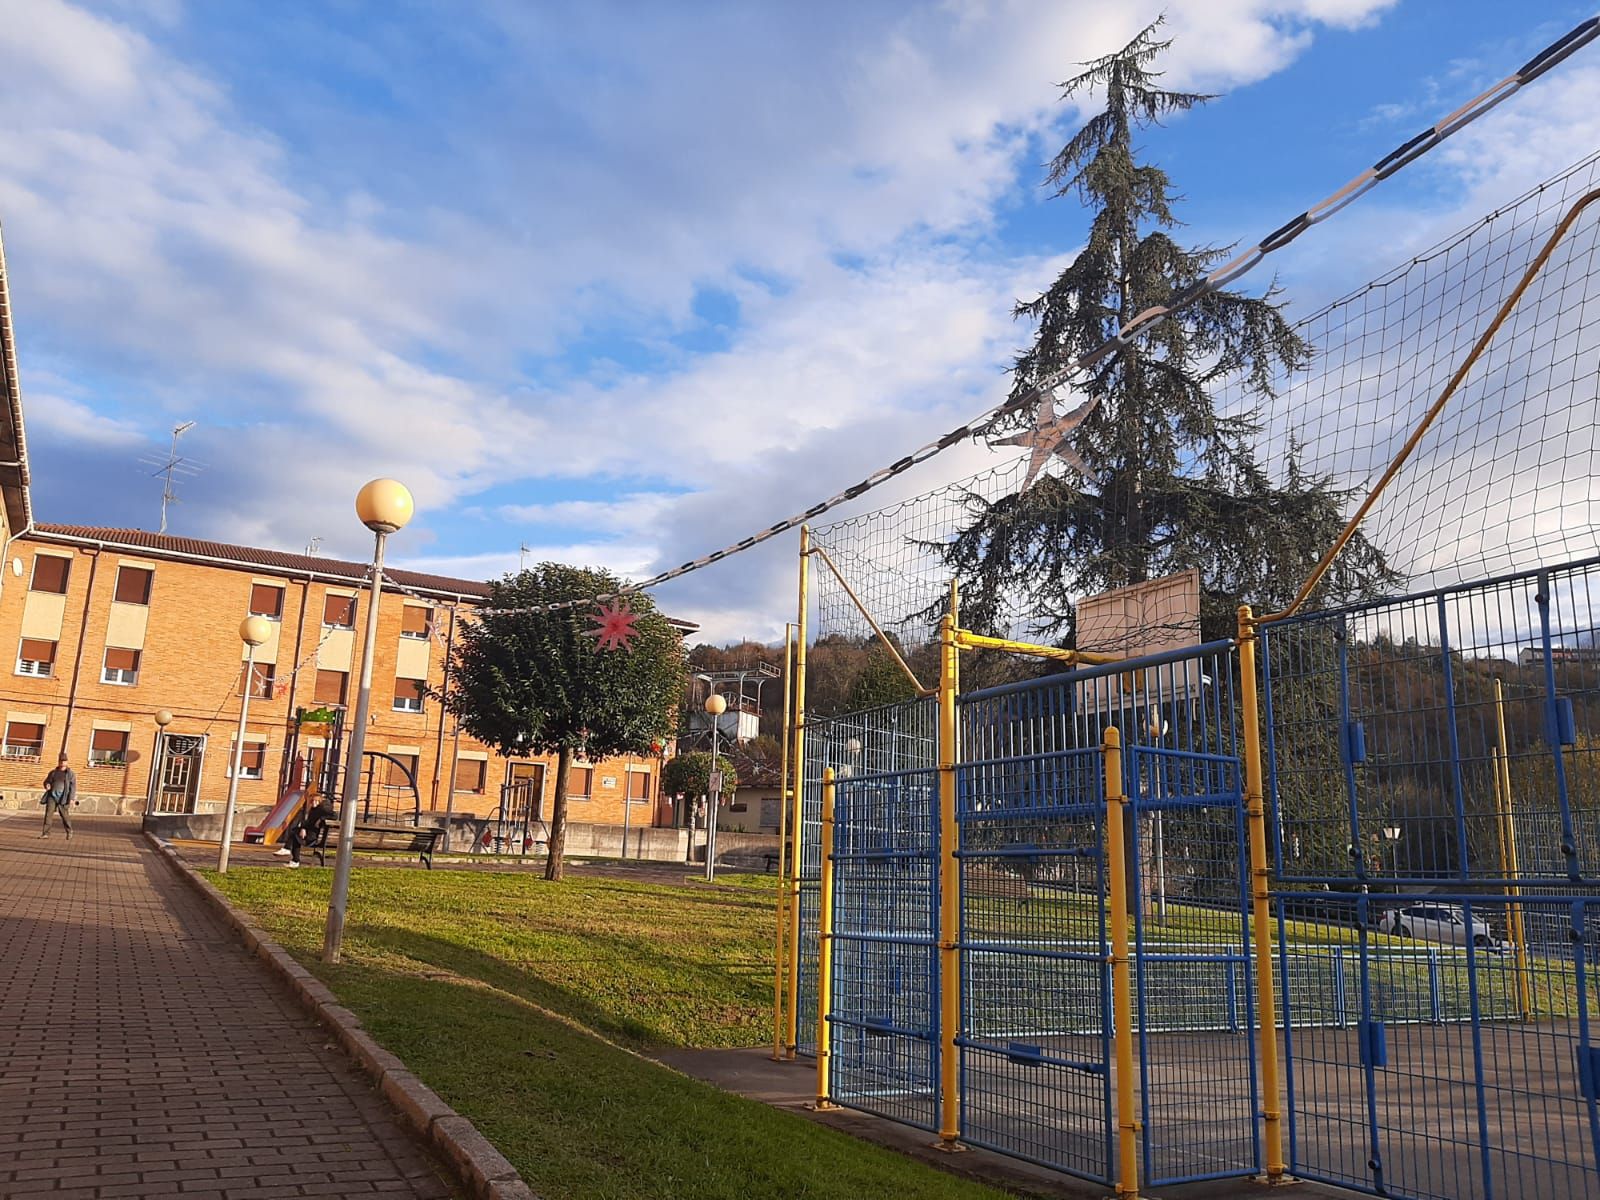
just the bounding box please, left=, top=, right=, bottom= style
left=0, top=811, right=459, bottom=1199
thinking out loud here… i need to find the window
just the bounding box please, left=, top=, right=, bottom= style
left=323, top=594, right=356, bottom=628
left=30, top=554, right=70, bottom=594
left=393, top=678, right=425, bottom=713
left=239, top=661, right=276, bottom=698
left=454, top=759, right=486, bottom=794
left=89, top=728, right=129, bottom=766
left=249, top=583, right=284, bottom=619
left=102, top=647, right=141, bottom=686
left=568, top=766, right=593, bottom=798
left=627, top=770, right=652, bottom=802
left=400, top=606, right=432, bottom=640
left=16, top=638, right=56, bottom=678
left=113, top=565, right=153, bottom=605
left=230, top=740, right=266, bottom=780
left=3, top=720, right=44, bottom=759
left=314, top=669, right=348, bottom=706
left=384, top=754, right=418, bottom=788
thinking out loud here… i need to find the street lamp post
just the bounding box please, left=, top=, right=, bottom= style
left=704, top=692, right=727, bottom=882
left=146, top=708, right=173, bottom=815
left=218, top=619, right=273, bottom=872
left=323, top=478, right=414, bottom=963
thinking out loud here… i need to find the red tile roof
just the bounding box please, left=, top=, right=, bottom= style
left=33, top=524, right=493, bottom=599
left=29, top=525, right=698, bottom=630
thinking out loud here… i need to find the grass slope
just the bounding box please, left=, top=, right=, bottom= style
left=210, top=867, right=1006, bottom=1200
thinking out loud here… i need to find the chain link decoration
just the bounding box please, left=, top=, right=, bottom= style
left=473, top=15, right=1599, bottom=619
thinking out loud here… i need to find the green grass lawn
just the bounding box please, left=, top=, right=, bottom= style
left=208, top=867, right=1008, bottom=1200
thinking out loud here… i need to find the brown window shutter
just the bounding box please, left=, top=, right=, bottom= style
left=19, top=639, right=56, bottom=664
left=105, top=647, right=140, bottom=672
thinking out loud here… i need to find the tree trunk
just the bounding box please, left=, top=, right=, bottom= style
left=545, top=744, right=571, bottom=881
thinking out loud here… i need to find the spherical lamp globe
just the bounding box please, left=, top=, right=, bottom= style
left=154, top=709, right=174, bottom=728
left=704, top=694, right=728, bottom=717
left=355, top=478, right=414, bottom=535
left=240, top=615, right=274, bottom=647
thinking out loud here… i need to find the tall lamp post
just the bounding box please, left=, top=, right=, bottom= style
left=323, top=478, right=414, bottom=963
left=146, top=708, right=173, bottom=815
left=704, top=692, right=727, bottom=882
left=218, top=618, right=273, bottom=872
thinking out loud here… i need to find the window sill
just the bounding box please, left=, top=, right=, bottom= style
left=14, top=671, right=53, bottom=679
left=101, top=679, right=139, bottom=687
left=392, top=706, right=424, bottom=715
left=88, top=761, right=129, bottom=770
left=3, top=751, right=41, bottom=762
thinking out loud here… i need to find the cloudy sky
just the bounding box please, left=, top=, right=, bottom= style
left=3, top=0, right=1597, bottom=641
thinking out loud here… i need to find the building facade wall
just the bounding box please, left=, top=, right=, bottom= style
left=0, top=534, right=665, bottom=827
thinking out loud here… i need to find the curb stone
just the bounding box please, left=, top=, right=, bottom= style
left=144, top=832, right=540, bottom=1200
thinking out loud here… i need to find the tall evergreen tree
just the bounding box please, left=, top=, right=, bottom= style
left=943, top=22, right=1398, bottom=640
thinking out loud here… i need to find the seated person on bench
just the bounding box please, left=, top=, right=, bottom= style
left=281, top=799, right=334, bottom=869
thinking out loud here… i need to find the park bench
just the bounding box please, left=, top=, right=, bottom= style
left=312, top=822, right=444, bottom=869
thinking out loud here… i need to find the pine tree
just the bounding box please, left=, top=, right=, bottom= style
left=943, top=21, right=1398, bottom=640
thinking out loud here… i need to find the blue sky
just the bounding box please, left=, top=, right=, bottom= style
left=2, top=0, right=1597, bottom=640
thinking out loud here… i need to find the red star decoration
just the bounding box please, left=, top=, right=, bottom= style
left=586, top=598, right=640, bottom=653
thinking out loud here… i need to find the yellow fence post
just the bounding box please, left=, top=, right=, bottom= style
left=936, top=590, right=965, bottom=1150
left=772, top=622, right=797, bottom=1060
left=1103, top=727, right=1141, bottom=1200
left=1238, top=605, right=1288, bottom=1184
left=814, top=767, right=838, bottom=1109
left=1493, top=679, right=1534, bottom=1020
left=787, top=529, right=811, bottom=1058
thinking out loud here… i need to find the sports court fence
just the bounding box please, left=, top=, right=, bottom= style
left=777, top=553, right=1600, bottom=1200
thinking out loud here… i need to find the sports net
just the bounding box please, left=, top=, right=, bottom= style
left=812, top=149, right=1600, bottom=651
left=1237, top=147, right=1600, bottom=605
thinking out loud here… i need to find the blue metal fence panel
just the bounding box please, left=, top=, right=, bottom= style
left=954, top=720, right=1113, bottom=1186
left=797, top=698, right=937, bottom=1058
left=829, top=768, right=940, bottom=1128
left=1127, top=744, right=1260, bottom=1187
left=1263, top=556, right=1600, bottom=1200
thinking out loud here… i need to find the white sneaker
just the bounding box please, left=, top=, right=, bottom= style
left=286, top=860, right=301, bottom=869
left=273, top=847, right=292, bottom=856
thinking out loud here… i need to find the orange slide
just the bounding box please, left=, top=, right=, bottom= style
left=243, top=786, right=308, bottom=846
left=243, top=757, right=311, bottom=846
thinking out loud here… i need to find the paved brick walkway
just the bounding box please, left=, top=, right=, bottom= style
left=0, top=812, right=459, bottom=1199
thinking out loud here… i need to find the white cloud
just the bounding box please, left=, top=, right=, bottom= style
left=0, top=0, right=1430, bottom=643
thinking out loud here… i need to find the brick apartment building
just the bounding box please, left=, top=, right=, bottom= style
left=0, top=525, right=679, bottom=830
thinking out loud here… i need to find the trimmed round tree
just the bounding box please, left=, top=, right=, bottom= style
left=443, top=565, right=685, bottom=880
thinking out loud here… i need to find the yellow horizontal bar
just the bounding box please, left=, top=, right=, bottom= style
left=953, top=629, right=1122, bottom=665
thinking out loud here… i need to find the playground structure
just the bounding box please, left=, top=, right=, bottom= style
left=243, top=706, right=424, bottom=847
left=770, top=153, right=1600, bottom=1200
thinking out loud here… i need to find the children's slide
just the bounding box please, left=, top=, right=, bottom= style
left=244, top=786, right=308, bottom=846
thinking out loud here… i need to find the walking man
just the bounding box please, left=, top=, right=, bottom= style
left=41, top=752, right=76, bottom=840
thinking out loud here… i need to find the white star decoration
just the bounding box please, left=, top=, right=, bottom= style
left=992, top=393, right=1099, bottom=489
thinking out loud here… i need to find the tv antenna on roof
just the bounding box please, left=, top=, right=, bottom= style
left=138, top=421, right=204, bottom=534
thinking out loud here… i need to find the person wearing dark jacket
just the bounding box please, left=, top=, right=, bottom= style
left=40, top=754, right=76, bottom=840
left=283, top=798, right=333, bottom=868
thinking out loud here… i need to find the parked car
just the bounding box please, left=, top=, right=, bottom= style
left=1379, top=903, right=1498, bottom=949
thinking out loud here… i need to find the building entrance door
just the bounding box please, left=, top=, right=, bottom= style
left=152, top=734, right=206, bottom=814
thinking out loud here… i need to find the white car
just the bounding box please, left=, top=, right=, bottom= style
left=1380, top=903, right=1498, bottom=949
